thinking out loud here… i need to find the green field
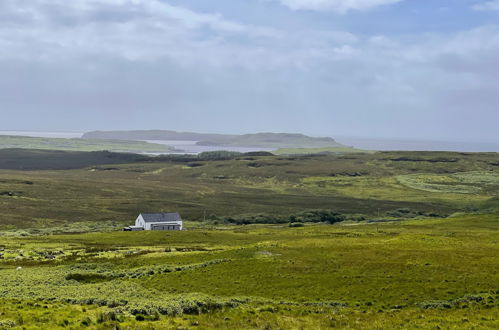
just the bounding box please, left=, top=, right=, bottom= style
left=0, top=215, right=497, bottom=328
left=0, top=135, right=173, bottom=153
left=0, top=150, right=497, bottom=230
left=0, top=149, right=497, bottom=328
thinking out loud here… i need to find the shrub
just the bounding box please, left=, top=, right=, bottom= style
left=218, top=210, right=346, bottom=225
left=97, top=311, right=118, bottom=323
left=0, top=320, right=16, bottom=328
left=80, top=317, right=92, bottom=326
left=198, top=151, right=242, bottom=161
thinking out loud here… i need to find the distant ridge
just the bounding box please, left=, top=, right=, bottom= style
left=82, top=130, right=346, bottom=149
left=0, top=135, right=173, bottom=153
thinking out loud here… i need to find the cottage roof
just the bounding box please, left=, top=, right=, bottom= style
left=140, top=213, right=182, bottom=223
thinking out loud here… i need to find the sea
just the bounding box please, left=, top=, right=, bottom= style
left=144, top=140, right=274, bottom=155
left=335, top=136, right=499, bottom=153
left=0, top=131, right=497, bottom=153
left=0, top=130, right=83, bottom=139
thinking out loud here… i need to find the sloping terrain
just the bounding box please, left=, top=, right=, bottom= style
left=0, top=149, right=147, bottom=170
left=0, top=150, right=497, bottom=230
left=0, top=135, right=172, bottom=153
left=0, top=215, right=497, bottom=328
left=0, top=149, right=497, bottom=328
left=83, top=130, right=347, bottom=149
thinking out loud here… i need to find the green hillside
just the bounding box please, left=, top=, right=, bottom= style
left=0, top=135, right=173, bottom=153
left=196, top=133, right=345, bottom=148
left=0, top=149, right=497, bottom=229
left=83, top=130, right=348, bottom=149
left=0, top=149, right=148, bottom=170
left=0, top=149, right=498, bottom=328
left=0, top=215, right=497, bottom=328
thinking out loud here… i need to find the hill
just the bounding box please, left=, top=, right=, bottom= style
left=196, top=132, right=345, bottom=148
left=0, top=149, right=147, bottom=170
left=0, top=149, right=497, bottom=328
left=0, top=215, right=497, bottom=328
left=0, top=149, right=497, bottom=229
left=0, top=135, right=173, bottom=153
left=82, top=130, right=348, bottom=149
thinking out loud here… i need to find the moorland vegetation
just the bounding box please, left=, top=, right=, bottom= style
left=0, top=135, right=173, bottom=153
left=0, top=148, right=497, bottom=328
left=0, top=215, right=497, bottom=328
left=0, top=149, right=497, bottom=230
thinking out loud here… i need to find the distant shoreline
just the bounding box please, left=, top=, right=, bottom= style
left=0, top=130, right=497, bottom=153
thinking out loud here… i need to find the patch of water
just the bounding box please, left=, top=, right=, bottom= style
left=145, top=140, right=275, bottom=155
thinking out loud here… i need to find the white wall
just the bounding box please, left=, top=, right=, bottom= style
left=134, top=214, right=183, bottom=230
left=146, top=221, right=182, bottom=230
left=135, top=215, right=146, bottom=229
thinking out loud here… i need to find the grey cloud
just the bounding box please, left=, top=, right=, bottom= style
left=0, top=0, right=498, bottom=141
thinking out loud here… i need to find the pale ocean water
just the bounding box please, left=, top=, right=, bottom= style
left=144, top=140, right=275, bottom=155
left=0, top=131, right=83, bottom=139
left=335, top=136, right=499, bottom=153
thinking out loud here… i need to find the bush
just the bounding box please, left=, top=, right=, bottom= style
left=386, top=208, right=444, bottom=219
left=0, top=320, right=16, bottom=328
left=198, top=151, right=242, bottom=161
left=218, top=210, right=346, bottom=225
left=80, top=317, right=92, bottom=326
left=97, top=311, right=118, bottom=323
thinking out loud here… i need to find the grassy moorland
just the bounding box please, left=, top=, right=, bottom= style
left=0, top=215, right=497, bottom=328
left=274, top=146, right=367, bottom=155
left=0, top=149, right=497, bottom=328
left=0, top=135, right=173, bottom=153
left=0, top=150, right=497, bottom=230
left=0, top=149, right=151, bottom=171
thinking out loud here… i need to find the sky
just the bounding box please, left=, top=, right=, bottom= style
left=0, top=0, right=498, bottom=142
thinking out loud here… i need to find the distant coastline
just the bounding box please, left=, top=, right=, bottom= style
left=1, top=130, right=497, bottom=153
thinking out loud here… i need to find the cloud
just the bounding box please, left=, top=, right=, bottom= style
left=275, top=0, right=403, bottom=13
left=0, top=0, right=356, bottom=69
left=0, top=0, right=498, bottom=140
left=473, top=0, right=499, bottom=11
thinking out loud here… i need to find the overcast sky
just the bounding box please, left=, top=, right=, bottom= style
left=0, top=0, right=498, bottom=141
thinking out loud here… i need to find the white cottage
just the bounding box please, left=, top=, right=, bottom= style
left=124, top=212, right=183, bottom=231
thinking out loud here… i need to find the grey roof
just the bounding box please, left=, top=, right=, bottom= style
left=140, top=212, right=182, bottom=223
